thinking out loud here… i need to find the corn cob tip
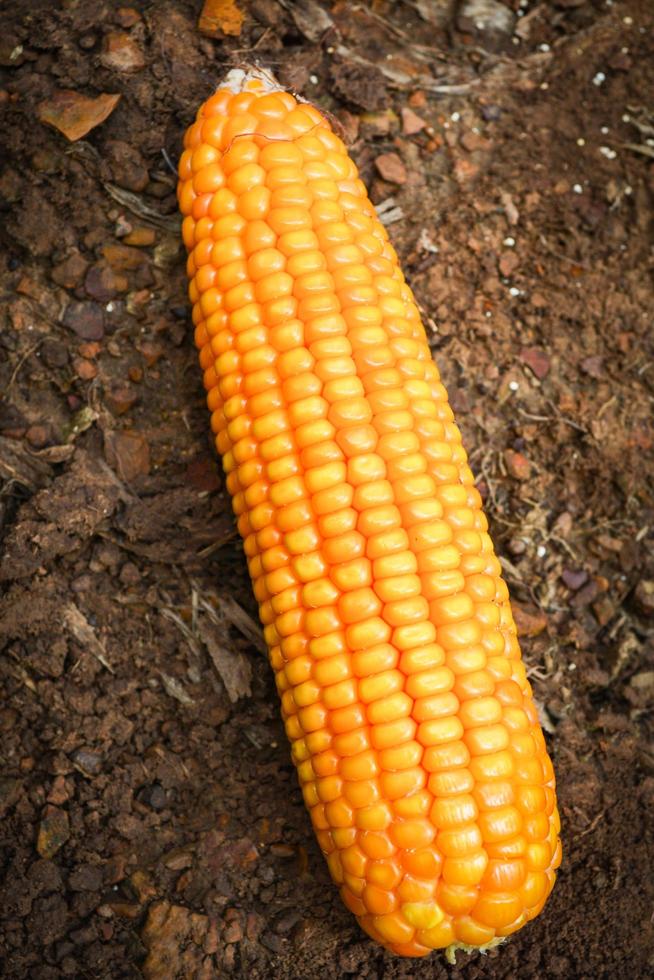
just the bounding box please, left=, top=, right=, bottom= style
left=222, top=65, right=282, bottom=94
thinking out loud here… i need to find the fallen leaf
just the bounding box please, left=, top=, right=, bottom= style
left=38, top=90, right=121, bottom=142
left=279, top=0, right=334, bottom=42
left=374, top=152, right=407, bottom=185
left=198, top=615, right=252, bottom=703
left=198, top=0, right=244, bottom=37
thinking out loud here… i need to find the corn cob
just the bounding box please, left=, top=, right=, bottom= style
left=177, top=68, right=561, bottom=959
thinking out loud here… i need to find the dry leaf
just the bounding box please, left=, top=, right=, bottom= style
left=279, top=0, right=334, bottom=42
left=38, top=90, right=121, bottom=142
left=197, top=616, right=252, bottom=703
left=198, top=0, right=244, bottom=37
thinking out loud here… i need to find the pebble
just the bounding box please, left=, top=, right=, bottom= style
left=25, top=424, right=49, bottom=449
left=504, top=449, right=531, bottom=480
left=499, top=250, right=520, bottom=276
left=137, top=783, right=167, bottom=810
left=457, top=0, right=516, bottom=46
left=460, top=130, right=489, bottom=152
left=102, top=242, right=147, bottom=271
left=592, top=595, right=614, bottom=627
left=51, top=251, right=89, bottom=289
left=401, top=106, right=426, bottom=135
left=62, top=301, right=104, bottom=341
left=634, top=580, right=654, bottom=618
left=46, top=775, right=70, bottom=805
left=106, top=385, right=139, bottom=416
left=100, top=31, right=146, bottom=72
left=481, top=103, right=501, bottom=121
left=37, top=805, right=70, bottom=859
left=580, top=355, right=604, bottom=378
left=453, top=157, right=480, bottom=183
left=374, top=152, right=407, bottom=185
left=562, top=568, right=588, bottom=591
left=512, top=602, right=548, bottom=637
left=105, top=140, right=149, bottom=193
left=85, top=263, right=127, bottom=302
left=520, top=347, right=550, bottom=379
left=73, top=357, right=98, bottom=380
left=41, top=339, right=70, bottom=368
left=123, top=227, right=156, bottom=246
left=70, top=747, right=103, bottom=774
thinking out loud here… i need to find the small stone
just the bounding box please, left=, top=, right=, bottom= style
left=520, top=347, right=550, bottom=379
left=70, top=747, right=103, bottom=775
left=374, top=152, right=407, bottom=185
left=508, top=537, right=527, bottom=556
left=592, top=596, right=615, bottom=627
left=78, top=341, right=101, bottom=358
left=128, top=366, right=143, bottom=383
left=37, top=805, right=70, bottom=859
left=562, top=568, right=588, bottom=591
left=25, top=424, right=49, bottom=449
left=104, top=141, right=149, bottom=193
left=512, top=602, right=548, bottom=638
left=105, top=430, right=151, bottom=480
left=100, top=31, right=145, bottom=72
left=164, top=850, right=193, bottom=871
left=41, top=339, right=69, bottom=368
left=571, top=580, right=600, bottom=608
left=122, top=227, right=156, bottom=246
left=223, top=920, right=244, bottom=944
left=73, top=358, right=98, bottom=380
left=580, top=355, right=604, bottom=378
left=106, top=385, right=139, bottom=416
left=457, top=0, right=516, bottom=49
left=634, top=580, right=654, bottom=618
left=51, top=251, right=89, bottom=289
left=102, top=242, right=147, bottom=271
left=47, top=775, right=71, bottom=805
left=504, top=449, right=531, bottom=481
left=85, top=263, right=119, bottom=302
left=62, top=301, right=104, bottom=340
left=481, top=104, right=501, bottom=121
left=138, top=783, right=167, bottom=810
left=460, top=130, right=487, bottom=152
left=401, top=106, right=426, bottom=136
left=137, top=340, right=164, bottom=367
left=453, top=157, right=480, bottom=183
left=499, top=251, right=520, bottom=276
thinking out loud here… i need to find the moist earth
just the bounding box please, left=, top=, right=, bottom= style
left=0, top=1, right=653, bottom=978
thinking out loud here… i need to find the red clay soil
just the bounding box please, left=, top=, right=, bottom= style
left=1, top=1, right=653, bottom=978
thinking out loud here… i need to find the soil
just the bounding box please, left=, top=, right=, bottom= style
left=1, top=1, right=653, bottom=978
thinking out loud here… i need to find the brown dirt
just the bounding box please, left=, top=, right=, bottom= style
left=1, top=1, right=653, bottom=978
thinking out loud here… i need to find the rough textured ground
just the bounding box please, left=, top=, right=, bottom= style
left=1, top=1, right=653, bottom=978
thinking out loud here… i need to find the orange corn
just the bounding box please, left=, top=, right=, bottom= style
left=178, top=68, right=561, bottom=960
